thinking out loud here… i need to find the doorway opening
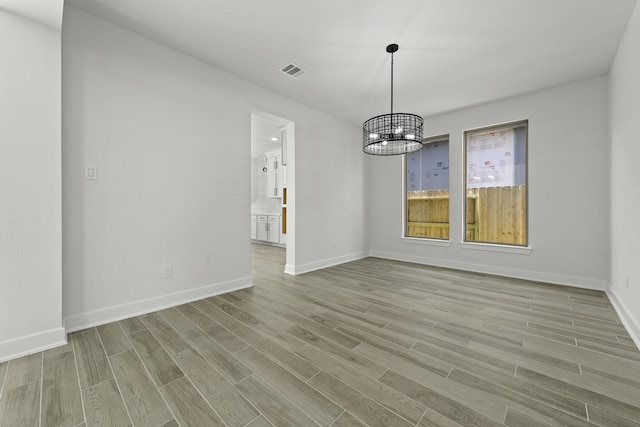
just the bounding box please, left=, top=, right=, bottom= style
left=250, top=110, right=294, bottom=273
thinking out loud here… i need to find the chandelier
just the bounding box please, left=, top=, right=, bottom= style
left=362, top=44, right=424, bottom=155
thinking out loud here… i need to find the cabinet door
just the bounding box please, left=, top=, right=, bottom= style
left=266, top=150, right=283, bottom=198
left=281, top=165, right=287, bottom=187
left=257, top=216, right=268, bottom=241
left=267, top=216, right=280, bottom=243
left=266, top=151, right=282, bottom=172
left=267, top=172, right=275, bottom=198
left=251, top=217, right=257, bottom=240
left=266, top=154, right=279, bottom=172
left=267, top=171, right=281, bottom=198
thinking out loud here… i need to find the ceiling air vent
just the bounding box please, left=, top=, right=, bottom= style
left=280, top=63, right=307, bottom=79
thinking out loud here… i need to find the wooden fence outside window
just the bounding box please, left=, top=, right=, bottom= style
left=407, top=185, right=527, bottom=245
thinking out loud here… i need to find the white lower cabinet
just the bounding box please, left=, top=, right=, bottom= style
left=254, top=214, right=280, bottom=243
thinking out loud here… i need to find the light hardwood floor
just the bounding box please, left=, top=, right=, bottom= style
left=1, top=244, right=640, bottom=426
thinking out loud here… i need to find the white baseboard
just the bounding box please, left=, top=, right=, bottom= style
left=607, top=289, right=640, bottom=351
left=284, top=251, right=368, bottom=275
left=284, top=264, right=296, bottom=275
left=368, top=250, right=607, bottom=291
left=0, top=327, right=67, bottom=363
left=64, top=277, right=253, bottom=332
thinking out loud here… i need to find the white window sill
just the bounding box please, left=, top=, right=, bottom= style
left=459, top=242, right=533, bottom=255
left=400, top=237, right=452, bottom=247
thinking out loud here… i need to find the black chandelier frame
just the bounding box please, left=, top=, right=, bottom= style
left=362, top=44, right=424, bottom=156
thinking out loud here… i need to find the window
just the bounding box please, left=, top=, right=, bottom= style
left=464, top=120, right=527, bottom=246
left=405, top=135, right=449, bottom=239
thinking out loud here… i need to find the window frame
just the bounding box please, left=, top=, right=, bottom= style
left=403, top=134, right=451, bottom=242
left=463, top=119, right=529, bottom=247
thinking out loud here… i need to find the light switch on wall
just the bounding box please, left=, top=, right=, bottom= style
left=84, top=166, right=97, bottom=180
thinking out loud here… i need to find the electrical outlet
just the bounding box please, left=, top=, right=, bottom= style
left=626, top=275, right=630, bottom=290
left=163, top=264, right=173, bottom=278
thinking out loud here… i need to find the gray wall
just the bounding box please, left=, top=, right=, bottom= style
left=62, top=6, right=367, bottom=329
left=369, top=76, right=610, bottom=290
left=609, top=1, right=640, bottom=346
left=0, top=9, right=64, bottom=362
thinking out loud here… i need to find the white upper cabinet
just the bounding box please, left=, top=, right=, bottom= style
left=265, top=149, right=283, bottom=198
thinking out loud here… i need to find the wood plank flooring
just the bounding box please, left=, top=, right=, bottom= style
left=1, top=244, right=639, bottom=426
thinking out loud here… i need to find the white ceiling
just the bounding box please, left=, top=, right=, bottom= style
left=65, top=0, right=637, bottom=126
